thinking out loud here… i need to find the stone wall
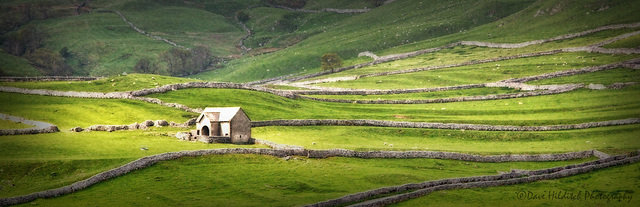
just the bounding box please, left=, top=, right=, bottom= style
left=305, top=149, right=594, bottom=162
left=0, top=113, right=60, bottom=135
left=298, top=84, right=581, bottom=104
left=251, top=118, right=640, bottom=131
left=75, top=118, right=196, bottom=132
left=290, top=84, right=484, bottom=95
left=252, top=138, right=305, bottom=150
left=0, top=86, right=133, bottom=99
left=0, top=76, right=102, bottom=82
left=307, top=155, right=639, bottom=207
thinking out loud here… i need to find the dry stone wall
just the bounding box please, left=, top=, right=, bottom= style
left=0, top=76, right=102, bottom=82
left=299, top=84, right=582, bottom=104
left=251, top=118, right=640, bottom=131
left=0, top=113, right=59, bottom=136
left=308, top=155, right=639, bottom=207
left=75, top=118, right=196, bottom=132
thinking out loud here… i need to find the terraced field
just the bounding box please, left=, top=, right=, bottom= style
left=1, top=0, right=640, bottom=206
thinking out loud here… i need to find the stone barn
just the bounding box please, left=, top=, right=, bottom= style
left=195, top=107, right=251, bottom=144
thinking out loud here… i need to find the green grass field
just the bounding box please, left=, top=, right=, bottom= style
left=393, top=162, right=640, bottom=207
left=17, top=154, right=594, bottom=206
left=2, top=0, right=640, bottom=206
left=0, top=73, right=200, bottom=92
left=252, top=125, right=640, bottom=154
left=145, top=85, right=640, bottom=126
left=301, top=28, right=640, bottom=82
left=0, top=92, right=196, bottom=130
left=306, top=87, right=521, bottom=100
left=530, top=67, right=640, bottom=85
left=315, top=52, right=639, bottom=89
left=0, top=128, right=267, bottom=198
left=0, top=119, right=33, bottom=129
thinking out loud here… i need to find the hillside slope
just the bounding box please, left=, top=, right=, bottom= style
left=193, top=0, right=640, bottom=82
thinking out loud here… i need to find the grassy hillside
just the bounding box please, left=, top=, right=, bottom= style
left=317, top=52, right=639, bottom=89
left=194, top=0, right=640, bottom=82
left=192, top=0, right=536, bottom=82
left=0, top=50, right=41, bottom=76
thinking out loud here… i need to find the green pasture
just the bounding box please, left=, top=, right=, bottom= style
left=17, top=154, right=593, bottom=206
left=145, top=86, right=640, bottom=126
left=252, top=125, right=640, bottom=155
left=530, top=67, right=640, bottom=86
left=119, top=6, right=244, bottom=55
left=191, top=0, right=535, bottom=82
left=0, top=128, right=267, bottom=198
left=303, top=28, right=640, bottom=81
left=316, top=52, right=639, bottom=90
left=0, top=92, right=196, bottom=130
left=197, top=0, right=640, bottom=83
left=30, top=12, right=173, bottom=76
left=604, top=33, right=640, bottom=48
left=306, top=87, right=521, bottom=100
left=393, top=162, right=640, bottom=207
left=0, top=74, right=200, bottom=93
left=0, top=119, right=33, bottom=129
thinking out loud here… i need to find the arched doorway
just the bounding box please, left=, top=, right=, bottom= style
left=201, top=126, right=210, bottom=136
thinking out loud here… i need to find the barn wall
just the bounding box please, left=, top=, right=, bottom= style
left=230, top=110, right=252, bottom=144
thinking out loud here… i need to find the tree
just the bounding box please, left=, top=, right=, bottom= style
left=160, top=46, right=214, bottom=76
left=160, top=47, right=192, bottom=76
left=191, top=46, right=213, bottom=73
left=133, top=57, right=155, bottom=74
left=321, top=53, right=343, bottom=73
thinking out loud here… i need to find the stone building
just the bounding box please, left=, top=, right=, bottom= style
left=195, top=107, right=251, bottom=144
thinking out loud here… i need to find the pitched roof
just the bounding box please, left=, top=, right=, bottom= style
left=198, top=107, right=242, bottom=122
